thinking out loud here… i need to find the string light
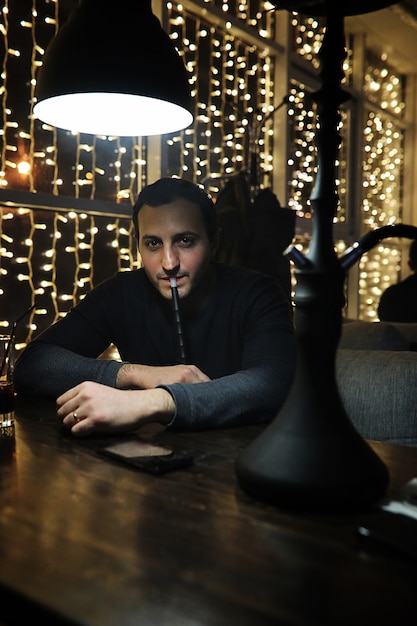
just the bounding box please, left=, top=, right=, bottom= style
left=165, top=2, right=276, bottom=195
left=352, top=45, right=405, bottom=320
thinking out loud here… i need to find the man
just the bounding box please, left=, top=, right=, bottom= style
left=378, top=239, right=417, bottom=322
left=14, top=177, right=296, bottom=436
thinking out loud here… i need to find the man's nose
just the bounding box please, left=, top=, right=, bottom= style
left=161, top=245, right=180, bottom=270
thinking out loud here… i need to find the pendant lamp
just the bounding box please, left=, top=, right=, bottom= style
left=33, top=0, right=193, bottom=136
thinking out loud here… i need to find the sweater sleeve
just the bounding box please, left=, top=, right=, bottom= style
left=14, top=342, right=124, bottom=397
left=14, top=272, right=130, bottom=397
left=160, top=332, right=295, bottom=431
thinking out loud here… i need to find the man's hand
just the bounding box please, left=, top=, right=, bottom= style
left=56, top=381, right=176, bottom=437
left=116, top=363, right=210, bottom=389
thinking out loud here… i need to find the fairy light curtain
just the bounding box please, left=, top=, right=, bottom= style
left=285, top=12, right=406, bottom=320
left=164, top=0, right=277, bottom=195
left=359, top=48, right=406, bottom=320
left=287, top=14, right=352, bottom=223
left=0, top=0, right=409, bottom=352
left=0, top=0, right=146, bottom=348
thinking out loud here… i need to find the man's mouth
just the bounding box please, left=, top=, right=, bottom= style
left=161, top=275, right=185, bottom=285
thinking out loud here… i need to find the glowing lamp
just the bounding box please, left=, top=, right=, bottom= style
left=33, top=0, right=193, bottom=136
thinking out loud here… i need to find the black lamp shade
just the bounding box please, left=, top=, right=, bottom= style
left=33, top=0, right=193, bottom=136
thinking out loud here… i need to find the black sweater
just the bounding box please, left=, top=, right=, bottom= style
left=14, top=264, right=296, bottom=430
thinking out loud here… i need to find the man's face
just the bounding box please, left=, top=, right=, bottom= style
left=137, top=199, right=217, bottom=301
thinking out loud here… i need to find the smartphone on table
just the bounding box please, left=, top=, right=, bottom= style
left=97, top=438, right=193, bottom=475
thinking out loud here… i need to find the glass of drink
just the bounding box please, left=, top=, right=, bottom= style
left=0, top=334, right=15, bottom=430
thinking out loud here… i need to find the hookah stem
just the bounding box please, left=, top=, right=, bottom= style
left=0, top=303, right=36, bottom=377
left=169, top=278, right=187, bottom=364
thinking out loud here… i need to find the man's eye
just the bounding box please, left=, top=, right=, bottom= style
left=180, top=236, right=195, bottom=246
left=146, top=239, right=160, bottom=248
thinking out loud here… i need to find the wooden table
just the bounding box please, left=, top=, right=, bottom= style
left=0, top=396, right=416, bottom=626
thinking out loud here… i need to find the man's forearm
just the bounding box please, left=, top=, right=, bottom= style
left=116, top=362, right=210, bottom=389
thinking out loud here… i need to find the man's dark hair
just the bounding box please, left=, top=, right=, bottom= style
left=409, top=239, right=417, bottom=269
left=132, top=177, right=218, bottom=243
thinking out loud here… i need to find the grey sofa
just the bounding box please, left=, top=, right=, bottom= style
left=336, top=320, right=417, bottom=447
